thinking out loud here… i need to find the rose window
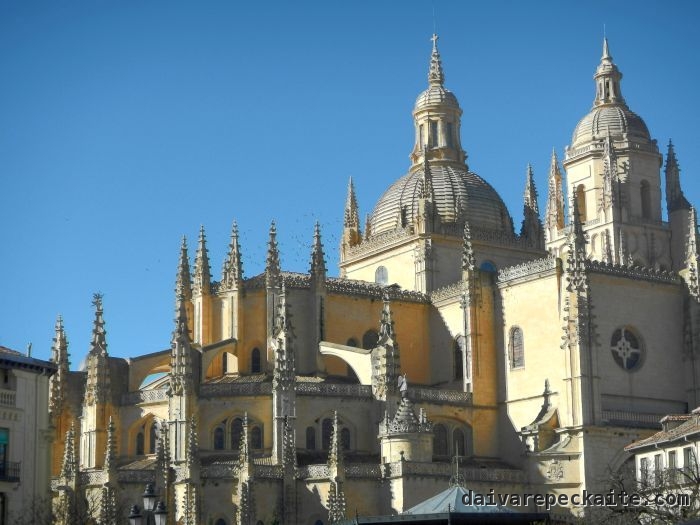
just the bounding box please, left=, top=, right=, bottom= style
left=610, top=327, right=643, bottom=371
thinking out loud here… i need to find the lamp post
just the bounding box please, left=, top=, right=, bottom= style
left=128, top=483, right=167, bottom=525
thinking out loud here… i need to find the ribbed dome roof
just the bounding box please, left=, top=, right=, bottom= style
left=369, top=164, right=513, bottom=236
left=415, top=85, right=459, bottom=111
left=572, top=105, right=651, bottom=148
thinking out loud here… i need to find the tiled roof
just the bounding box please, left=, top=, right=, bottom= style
left=626, top=413, right=700, bottom=451
left=0, top=346, right=23, bottom=356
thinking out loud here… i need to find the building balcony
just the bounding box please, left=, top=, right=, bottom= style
left=0, top=461, right=20, bottom=482
left=0, top=389, right=16, bottom=408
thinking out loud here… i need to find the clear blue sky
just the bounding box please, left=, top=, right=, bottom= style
left=2, top=1, right=699, bottom=365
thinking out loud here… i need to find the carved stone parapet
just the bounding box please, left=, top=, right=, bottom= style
left=586, top=260, right=680, bottom=284
left=406, top=387, right=472, bottom=405
left=497, top=256, right=558, bottom=283
left=346, top=227, right=415, bottom=258
left=325, top=278, right=429, bottom=303
left=296, top=382, right=372, bottom=398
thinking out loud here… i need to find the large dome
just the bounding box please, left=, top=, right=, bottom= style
left=571, top=105, right=651, bottom=148
left=369, top=164, right=514, bottom=236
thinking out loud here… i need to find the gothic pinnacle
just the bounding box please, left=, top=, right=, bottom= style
left=89, top=293, right=107, bottom=356
left=420, top=153, right=434, bottom=200
left=545, top=150, right=565, bottom=231
left=461, top=221, right=475, bottom=272
left=52, top=315, right=69, bottom=367
left=222, top=221, right=244, bottom=288
left=310, top=221, right=327, bottom=279
left=523, top=164, right=539, bottom=214
left=193, top=226, right=211, bottom=295
left=666, top=140, right=690, bottom=212
left=344, top=177, right=360, bottom=229
left=266, top=220, right=281, bottom=288
left=176, top=235, right=193, bottom=302
left=602, top=37, right=611, bottom=61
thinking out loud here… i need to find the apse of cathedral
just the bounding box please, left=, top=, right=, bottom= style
left=48, top=35, right=700, bottom=524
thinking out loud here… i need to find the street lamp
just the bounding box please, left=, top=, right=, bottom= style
left=128, top=483, right=167, bottom=525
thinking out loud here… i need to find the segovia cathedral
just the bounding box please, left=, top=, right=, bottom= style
left=48, top=35, right=700, bottom=524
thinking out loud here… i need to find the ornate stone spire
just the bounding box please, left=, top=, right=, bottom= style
left=428, top=33, right=444, bottom=87
left=182, top=417, right=200, bottom=525
left=239, top=413, right=251, bottom=471
left=461, top=221, right=475, bottom=272
left=176, top=236, right=193, bottom=302
left=383, top=397, right=433, bottom=435
left=85, top=293, right=110, bottom=406
left=282, top=416, right=297, bottom=471
left=222, top=221, right=244, bottom=289
left=344, top=177, right=360, bottom=230
left=50, top=315, right=70, bottom=418
left=593, top=38, right=625, bottom=107
left=521, top=164, right=543, bottom=248
left=377, top=292, right=396, bottom=347
left=599, top=132, right=618, bottom=213
left=328, top=411, right=343, bottom=474
left=265, top=221, right=281, bottom=288
left=99, top=417, right=118, bottom=525
left=545, top=149, right=565, bottom=231
left=273, top=283, right=295, bottom=390
left=666, top=140, right=691, bottom=213
left=186, top=417, right=200, bottom=473
left=61, top=423, right=77, bottom=480
left=170, top=294, right=193, bottom=396
left=193, top=226, right=211, bottom=295
left=310, top=222, right=327, bottom=280
left=327, top=479, right=346, bottom=524
left=237, top=414, right=254, bottom=525
left=566, top=196, right=588, bottom=292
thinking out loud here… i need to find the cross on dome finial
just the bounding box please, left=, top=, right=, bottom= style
left=428, top=33, right=444, bottom=86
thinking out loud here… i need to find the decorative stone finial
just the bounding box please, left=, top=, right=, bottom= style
left=176, top=235, right=193, bottom=302
left=193, top=226, right=212, bottom=295
left=428, top=34, right=444, bottom=86
left=222, top=221, right=244, bottom=288
left=310, top=221, right=327, bottom=279
left=265, top=221, right=281, bottom=288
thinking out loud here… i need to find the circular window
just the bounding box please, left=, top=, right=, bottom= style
left=610, top=327, right=644, bottom=371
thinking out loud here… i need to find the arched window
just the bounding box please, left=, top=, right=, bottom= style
left=433, top=424, right=448, bottom=456
left=149, top=423, right=157, bottom=454
left=362, top=330, right=379, bottom=350
left=375, top=266, right=388, bottom=285
left=251, top=426, right=262, bottom=449
left=641, top=180, right=651, bottom=219
left=430, top=120, right=438, bottom=148
left=231, top=418, right=243, bottom=450
left=454, top=337, right=464, bottom=380
left=453, top=428, right=466, bottom=456
left=480, top=260, right=497, bottom=273
left=322, top=418, right=333, bottom=450
left=509, top=327, right=524, bottom=369
left=340, top=428, right=350, bottom=451
left=346, top=338, right=358, bottom=347
left=136, top=431, right=145, bottom=456
left=251, top=348, right=261, bottom=373
left=306, top=426, right=316, bottom=450
left=576, top=184, right=587, bottom=223
left=214, top=426, right=225, bottom=450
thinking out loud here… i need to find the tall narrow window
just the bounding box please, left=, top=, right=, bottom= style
left=669, top=450, right=677, bottom=484
left=251, top=426, right=262, bottom=450
left=136, top=431, right=145, bottom=455
left=454, top=337, right=464, bottom=380
left=375, top=266, right=388, bottom=285
left=214, top=427, right=225, bottom=450
left=640, top=457, right=649, bottom=482
left=430, top=121, right=438, bottom=147
left=419, top=124, right=425, bottom=148
left=509, top=327, right=525, bottom=369
left=654, top=454, right=663, bottom=487
left=684, top=447, right=696, bottom=476
left=251, top=348, right=261, bottom=373
left=340, top=428, right=350, bottom=451
left=641, top=180, right=651, bottom=219
left=576, top=185, right=587, bottom=222
left=322, top=418, right=333, bottom=450
left=433, top=424, right=448, bottom=456
left=149, top=423, right=157, bottom=454
left=445, top=122, right=454, bottom=148
left=231, top=418, right=243, bottom=450
left=306, top=426, right=316, bottom=450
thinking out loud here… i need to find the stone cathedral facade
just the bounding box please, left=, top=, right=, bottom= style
left=48, top=36, right=700, bottom=524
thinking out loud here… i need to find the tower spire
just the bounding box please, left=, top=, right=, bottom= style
left=171, top=293, right=194, bottom=396
left=545, top=150, right=565, bottom=231
left=176, top=236, right=193, bottom=302
left=666, top=140, right=690, bottom=213
left=222, top=221, right=244, bottom=288
left=49, top=315, right=70, bottom=418
left=428, top=34, right=444, bottom=86
left=344, top=177, right=360, bottom=230
left=193, top=226, right=211, bottom=295
left=310, top=222, right=327, bottom=280
left=85, top=293, right=111, bottom=406
left=593, top=37, right=625, bottom=107
left=265, top=220, right=281, bottom=288
left=521, top=165, right=543, bottom=249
